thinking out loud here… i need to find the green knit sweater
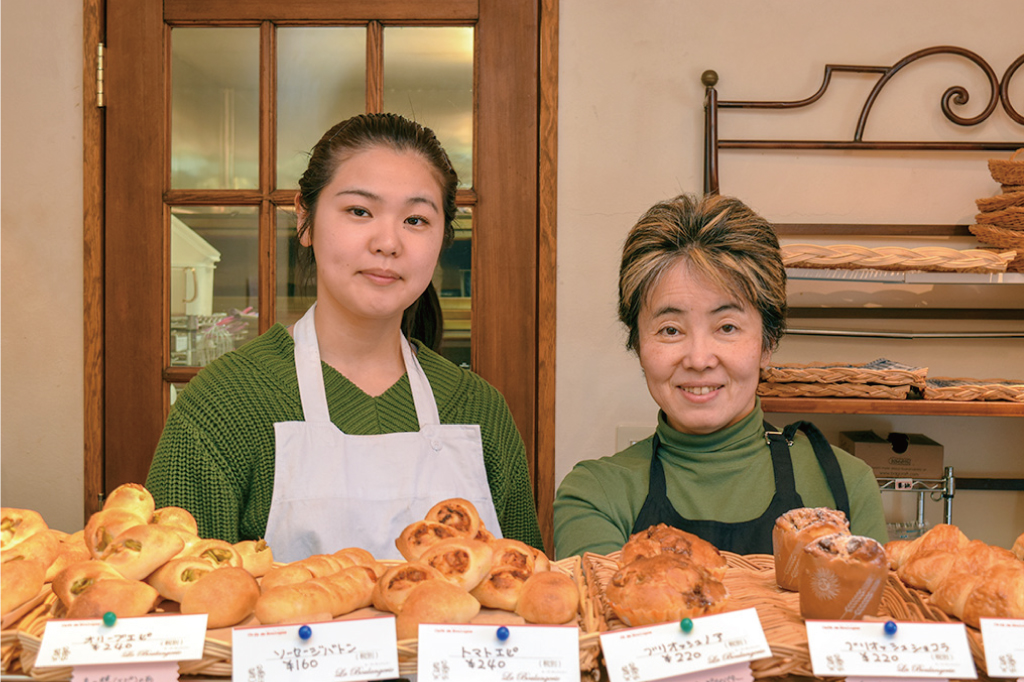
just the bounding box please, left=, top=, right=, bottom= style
left=553, top=402, right=887, bottom=559
left=146, top=324, right=543, bottom=550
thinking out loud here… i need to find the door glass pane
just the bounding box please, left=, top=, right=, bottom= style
left=277, top=27, right=367, bottom=189
left=169, top=207, right=260, bottom=367
left=171, top=28, right=260, bottom=189
left=383, top=27, right=474, bottom=188
left=275, top=206, right=313, bottom=329
left=435, top=207, right=473, bottom=368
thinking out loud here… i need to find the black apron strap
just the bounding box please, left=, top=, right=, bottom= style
left=782, top=420, right=852, bottom=520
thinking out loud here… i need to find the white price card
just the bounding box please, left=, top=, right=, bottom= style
left=980, top=618, right=1024, bottom=679
left=232, top=617, right=399, bottom=682
left=806, top=620, right=977, bottom=679
left=36, top=614, right=208, bottom=667
left=417, top=623, right=580, bottom=682
left=600, top=608, right=771, bottom=682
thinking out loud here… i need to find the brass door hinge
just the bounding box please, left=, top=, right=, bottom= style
left=96, top=43, right=105, bottom=108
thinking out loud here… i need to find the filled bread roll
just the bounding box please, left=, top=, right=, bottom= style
left=168, top=528, right=203, bottom=559
left=396, top=520, right=462, bottom=562
left=960, top=561, right=1024, bottom=628
left=1012, top=532, right=1024, bottom=561
left=66, top=579, right=161, bottom=620
left=180, top=566, right=260, bottom=629
left=234, top=539, right=274, bottom=577
left=314, top=565, right=377, bottom=615
left=372, top=562, right=446, bottom=614
left=186, top=539, right=243, bottom=568
left=419, top=538, right=494, bottom=591
left=256, top=565, right=376, bottom=624
left=103, top=483, right=156, bottom=520
left=297, top=553, right=346, bottom=578
left=883, top=540, right=912, bottom=570
left=1, top=559, right=47, bottom=616
left=799, top=534, right=888, bottom=621
left=100, top=524, right=186, bottom=581
left=85, top=508, right=148, bottom=558
left=394, top=580, right=481, bottom=640
left=621, top=524, right=727, bottom=580
left=929, top=542, right=1017, bottom=622
left=773, top=507, right=850, bottom=591
left=146, top=557, right=216, bottom=603
left=475, top=525, right=496, bottom=544
left=489, top=539, right=541, bottom=573
left=1, top=527, right=60, bottom=569
left=150, top=506, right=199, bottom=535
left=333, top=547, right=379, bottom=573
left=606, top=554, right=729, bottom=627
left=902, top=524, right=969, bottom=566
left=52, top=560, right=126, bottom=609
left=260, top=563, right=315, bottom=592
left=897, top=549, right=958, bottom=592
left=425, top=498, right=481, bottom=538
left=45, top=533, right=92, bottom=582
left=1, top=508, right=48, bottom=551
left=470, top=565, right=532, bottom=611
left=514, top=571, right=579, bottom=624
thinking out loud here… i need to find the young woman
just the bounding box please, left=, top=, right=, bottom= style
left=553, top=193, right=887, bottom=558
left=147, top=113, right=542, bottom=561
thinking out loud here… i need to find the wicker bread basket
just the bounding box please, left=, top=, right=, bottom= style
left=975, top=206, right=1024, bottom=228
left=970, top=223, right=1024, bottom=250
left=782, top=243, right=1013, bottom=273
left=761, top=358, right=927, bottom=388
left=924, top=377, right=1024, bottom=402
left=988, top=148, right=1024, bottom=185
left=975, top=190, right=1024, bottom=213
left=757, top=382, right=911, bottom=399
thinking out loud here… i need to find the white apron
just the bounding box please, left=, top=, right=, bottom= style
left=265, top=304, right=501, bottom=562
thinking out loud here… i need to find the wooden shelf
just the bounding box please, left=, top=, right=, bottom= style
left=762, top=397, right=1024, bottom=417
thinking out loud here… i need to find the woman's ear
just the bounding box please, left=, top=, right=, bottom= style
left=295, top=192, right=311, bottom=247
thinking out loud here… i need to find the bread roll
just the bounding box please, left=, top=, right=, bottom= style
left=773, top=507, right=850, bottom=591
left=1012, top=532, right=1024, bottom=561
left=470, top=565, right=532, bottom=611
left=515, top=571, right=579, bottom=624
left=902, top=524, right=969, bottom=566
left=1, top=527, right=60, bottom=569
left=85, top=508, right=148, bottom=559
left=419, top=537, right=494, bottom=591
left=180, top=567, right=260, bottom=629
left=260, top=563, right=315, bottom=592
left=45, top=533, right=92, bottom=582
left=605, top=554, right=729, bottom=627
left=425, top=498, right=481, bottom=538
left=66, top=579, right=161, bottom=619
left=100, top=524, right=186, bottom=581
left=150, top=506, right=199, bottom=535
left=396, top=520, right=462, bottom=562
left=621, top=524, right=727, bottom=580
left=314, top=565, right=377, bottom=616
left=297, top=553, right=345, bottom=578
left=897, top=549, right=958, bottom=592
left=186, top=539, right=243, bottom=568
left=146, top=557, right=216, bottom=603
left=930, top=541, right=1018, bottom=621
left=475, top=526, right=496, bottom=544
left=799, top=534, right=888, bottom=621
left=52, top=560, right=126, bottom=609
left=960, top=561, right=1024, bottom=628
left=103, top=483, right=156, bottom=521
left=883, top=540, right=912, bottom=570
left=234, top=539, right=274, bottom=577
left=489, top=539, right=540, bottom=573
left=1, top=559, right=46, bottom=616
left=333, top=547, right=379, bottom=572
left=394, top=580, right=480, bottom=640
left=1, top=508, right=48, bottom=551
left=372, top=562, right=446, bottom=614
left=256, top=565, right=376, bottom=624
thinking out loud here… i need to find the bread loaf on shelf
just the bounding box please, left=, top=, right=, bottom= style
left=798, top=533, right=888, bottom=620
left=773, top=507, right=850, bottom=591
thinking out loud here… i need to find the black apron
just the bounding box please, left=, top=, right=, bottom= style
left=630, top=420, right=852, bottom=555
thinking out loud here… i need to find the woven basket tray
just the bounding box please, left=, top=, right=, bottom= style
left=976, top=190, right=1024, bottom=213
left=761, top=358, right=927, bottom=388
left=975, top=206, right=1024, bottom=228
left=970, top=223, right=1024, bottom=250
left=988, top=148, right=1024, bottom=185
left=758, top=382, right=911, bottom=400
left=583, top=551, right=994, bottom=679
left=15, top=557, right=600, bottom=681
left=924, top=377, right=1024, bottom=402
left=782, top=243, right=1013, bottom=273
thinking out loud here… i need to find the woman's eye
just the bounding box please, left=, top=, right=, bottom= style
left=659, top=326, right=681, bottom=337
left=720, top=323, right=737, bottom=334
left=405, top=216, right=429, bottom=227
left=348, top=207, right=369, bottom=217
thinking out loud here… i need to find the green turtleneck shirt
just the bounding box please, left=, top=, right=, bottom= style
left=146, top=324, right=543, bottom=551
left=553, top=401, right=887, bottom=559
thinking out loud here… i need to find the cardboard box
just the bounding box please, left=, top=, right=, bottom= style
left=838, top=430, right=944, bottom=480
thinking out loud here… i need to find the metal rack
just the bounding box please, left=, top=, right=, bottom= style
left=877, top=466, right=955, bottom=538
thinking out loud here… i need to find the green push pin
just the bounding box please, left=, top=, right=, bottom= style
left=102, top=612, right=117, bottom=627
left=680, top=618, right=693, bottom=633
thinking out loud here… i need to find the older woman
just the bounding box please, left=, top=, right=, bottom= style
left=553, top=193, right=887, bottom=558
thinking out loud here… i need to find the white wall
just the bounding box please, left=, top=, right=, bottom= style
left=556, top=0, right=1024, bottom=548
left=0, top=2, right=85, bottom=532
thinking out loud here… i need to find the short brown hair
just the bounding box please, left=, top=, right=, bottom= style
left=618, top=193, right=787, bottom=353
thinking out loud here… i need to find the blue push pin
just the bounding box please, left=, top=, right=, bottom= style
left=102, top=612, right=117, bottom=627
left=680, top=618, right=694, bottom=634
left=884, top=621, right=898, bottom=637
left=496, top=626, right=510, bottom=642
left=298, top=625, right=312, bottom=641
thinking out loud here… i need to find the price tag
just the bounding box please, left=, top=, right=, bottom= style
left=70, top=661, right=179, bottom=682
left=36, top=614, right=208, bottom=666
left=980, top=618, right=1024, bottom=679
left=416, top=623, right=580, bottom=682
left=806, top=620, right=977, bottom=679
left=232, top=617, right=399, bottom=682
left=894, top=479, right=915, bottom=491
left=599, top=608, right=771, bottom=682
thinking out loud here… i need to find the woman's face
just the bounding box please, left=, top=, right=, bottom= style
left=637, top=259, right=770, bottom=435
left=300, top=146, right=445, bottom=327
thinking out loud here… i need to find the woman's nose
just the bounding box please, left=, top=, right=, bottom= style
left=681, top=333, right=717, bottom=370
left=370, top=219, right=401, bottom=255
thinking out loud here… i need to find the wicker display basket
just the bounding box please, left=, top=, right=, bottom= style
left=970, top=224, right=1024, bottom=251
left=761, top=358, right=927, bottom=388
left=781, top=243, right=1013, bottom=273
left=988, top=148, right=1024, bottom=186
left=975, top=206, right=1024, bottom=228
left=924, top=377, right=1024, bottom=402
left=757, top=382, right=911, bottom=400
left=975, top=190, right=1024, bottom=213
left=583, top=551, right=995, bottom=680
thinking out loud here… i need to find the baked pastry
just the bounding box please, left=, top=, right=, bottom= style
left=395, top=520, right=462, bottom=562
left=255, top=565, right=376, bottom=624
left=180, top=567, right=260, bottom=629
left=621, top=524, right=727, bottom=580
left=186, top=539, right=243, bottom=568
left=100, top=524, right=186, bottom=580
left=930, top=541, right=1018, bottom=620
left=605, top=554, right=729, bottom=627
left=901, top=524, right=969, bottom=565
left=960, top=561, right=1024, bottom=628
left=234, top=539, right=274, bottom=577
left=52, top=560, right=126, bottom=609
left=372, top=562, right=446, bottom=614
left=798, top=534, right=888, bottom=621
left=394, top=580, right=481, bottom=640
left=1, top=508, right=48, bottom=551
left=260, top=563, right=315, bottom=592
left=103, top=483, right=156, bottom=521
left=773, top=507, right=850, bottom=591
left=897, top=549, right=959, bottom=592
left=515, top=571, right=579, bottom=624
left=66, top=579, right=161, bottom=619
left=419, top=537, right=494, bottom=591
left=489, top=539, right=541, bottom=573
left=333, top=547, right=379, bottom=573
left=150, top=506, right=199, bottom=535
left=312, top=565, right=377, bottom=616
left=1, top=559, right=47, bottom=616
left=883, top=539, right=912, bottom=570
left=475, top=525, right=496, bottom=544
left=84, top=508, right=147, bottom=558
left=1012, top=532, right=1024, bottom=561
left=425, top=498, right=481, bottom=538
left=45, top=533, right=92, bottom=582
left=1, top=527, right=60, bottom=569
left=470, top=565, right=532, bottom=611
left=146, top=557, right=216, bottom=603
